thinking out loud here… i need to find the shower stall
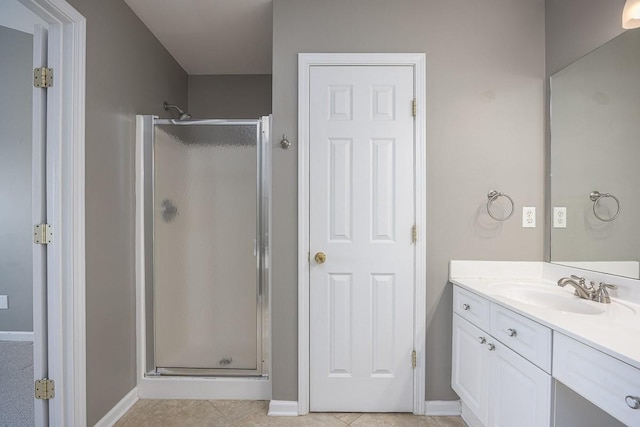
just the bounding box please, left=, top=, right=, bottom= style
left=137, top=115, right=270, bottom=380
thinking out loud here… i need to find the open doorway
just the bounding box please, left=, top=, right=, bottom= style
left=0, top=3, right=48, bottom=425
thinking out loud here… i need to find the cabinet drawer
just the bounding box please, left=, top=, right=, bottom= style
left=554, top=333, right=640, bottom=427
left=490, top=303, right=551, bottom=373
left=453, top=285, right=490, bottom=330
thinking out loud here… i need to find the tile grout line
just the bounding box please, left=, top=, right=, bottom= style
left=328, top=413, right=363, bottom=426
left=208, top=400, right=230, bottom=418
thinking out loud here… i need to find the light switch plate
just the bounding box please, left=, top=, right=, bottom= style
left=0, top=295, right=7, bottom=309
left=522, top=207, right=536, bottom=228
left=553, top=207, right=567, bottom=228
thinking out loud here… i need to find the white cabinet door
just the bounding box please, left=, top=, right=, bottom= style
left=489, top=339, right=552, bottom=427
left=308, top=65, right=416, bottom=412
left=453, top=309, right=552, bottom=427
left=452, top=314, right=489, bottom=425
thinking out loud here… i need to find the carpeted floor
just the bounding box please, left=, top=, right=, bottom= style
left=0, top=341, right=34, bottom=427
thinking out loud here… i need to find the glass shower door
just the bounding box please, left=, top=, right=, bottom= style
left=151, top=120, right=264, bottom=375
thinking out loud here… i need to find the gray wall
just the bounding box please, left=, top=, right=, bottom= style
left=64, top=1, right=187, bottom=424
left=554, top=381, right=624, bottom=427
left=0, top=26, right=33, bottom=332
left=545, top=0, right=625, bottom=77
left=272, top=0, right=546, bottom=401
left=188, top=74, right=271, bottom=119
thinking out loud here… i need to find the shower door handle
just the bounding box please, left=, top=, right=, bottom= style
left=314, top=252, right=327, bottom=264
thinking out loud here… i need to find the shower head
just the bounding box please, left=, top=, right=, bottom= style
left=163, top=101, right=192, bottom=120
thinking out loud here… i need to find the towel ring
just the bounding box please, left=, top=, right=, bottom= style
left=590, top=191, right=620, bottom=222
left=487, top=190, right=514, bottom=221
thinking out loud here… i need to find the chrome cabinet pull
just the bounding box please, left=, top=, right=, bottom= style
left=478, top=337, right=486, bottom=344
left=626, top=396, right=640, bottom=409
left=462, top=303, right=470, bottom=311
left=507, top=328, right=517, bottom=337
left=487, top=343, right=496, bottom=351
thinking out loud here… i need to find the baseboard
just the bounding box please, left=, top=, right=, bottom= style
left=460, top=401, right=483, bottom=427
left=94, top=387, right=139, bottom=427
left=0, top=331, right=34, bottom=341
left=425, top=400, right=461, bottom=416
left=268, top=400, right=299, bottom=416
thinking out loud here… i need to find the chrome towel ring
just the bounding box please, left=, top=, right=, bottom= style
left=590, top=191, right=620, bottom=222
left=487, top=190, right=514, bottom=221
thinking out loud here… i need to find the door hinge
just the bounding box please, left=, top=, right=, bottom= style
left=35, top=378, right=55, bottom=400
left=34, top=67, right=53, bottom=88
left=412, top=225, right=417, bottom=243
left=412, top=99, right=417, bottom=117
left=412, top=350, right=417, bottom=368
left=34, top=224, right=53, bottom=245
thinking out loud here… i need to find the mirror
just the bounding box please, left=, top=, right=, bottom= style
left=550, top=29, right=640, bottom=279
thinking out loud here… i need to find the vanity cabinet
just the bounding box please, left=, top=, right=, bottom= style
left=452, top=286, right=552, bottom=427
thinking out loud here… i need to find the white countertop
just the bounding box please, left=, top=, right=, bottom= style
left=450, top=261, right=640, bottom=371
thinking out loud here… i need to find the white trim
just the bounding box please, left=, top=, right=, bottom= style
left=135, top=115, right=146, bottom=398
left=0, top=331, right=35, bottom=342
left=425, top=400, right=462, bottom=416
left=93, top=388, right=139, bottom=427
left=17, top=1, right=86, bottom=426
left=297, top=54, right=310, bottom=415
left=412, top=53, right=427, bottom=416
left=460, top=401, right=483, bottom=427
left=297, top=53, right=427, bottom=415
left=32, top=22, right=48, bottom=427
left=268, top=400, right=299, bottom=417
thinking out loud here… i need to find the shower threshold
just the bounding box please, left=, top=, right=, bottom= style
left=153, top=367, right=268, bottom=378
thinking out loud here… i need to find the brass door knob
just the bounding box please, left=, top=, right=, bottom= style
left=314, top=252, right=327, bottom=264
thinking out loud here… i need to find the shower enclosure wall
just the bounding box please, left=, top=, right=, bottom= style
left=138, top=115, right=270, bottom=380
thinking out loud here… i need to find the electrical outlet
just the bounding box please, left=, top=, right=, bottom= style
left=522, top=207, right=536, bottom=228
left=0, top=295, right=7, bottom=309
left=553, top=207, right=567, bottom=228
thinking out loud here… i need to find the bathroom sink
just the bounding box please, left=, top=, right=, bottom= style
left=485, top=281, right=640, bottom=316
left=489, top=284, right=605, bottom=315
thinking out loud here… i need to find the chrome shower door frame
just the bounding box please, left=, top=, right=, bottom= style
left=142, top=116, right=271, bottom=378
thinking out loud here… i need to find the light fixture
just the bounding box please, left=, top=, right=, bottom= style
left=623, top=0, right=640, bottom=29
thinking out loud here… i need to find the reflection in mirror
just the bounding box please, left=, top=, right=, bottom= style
left=550, top=29, right=640, bottom=279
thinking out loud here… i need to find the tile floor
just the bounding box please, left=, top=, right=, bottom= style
left=115, top=400, right=467, bottom=426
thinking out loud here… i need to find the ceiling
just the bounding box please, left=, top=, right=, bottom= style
left=123, top=0, right=273, bottom=75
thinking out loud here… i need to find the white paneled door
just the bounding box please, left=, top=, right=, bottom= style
left=309, top=65, right=416, bottom=412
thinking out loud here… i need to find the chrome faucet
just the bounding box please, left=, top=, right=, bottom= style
left=557, top=275, right=596, bottom=300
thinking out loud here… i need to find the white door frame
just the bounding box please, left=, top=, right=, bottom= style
left=297, top=53, right=426, bottom=415
left=18, top=0, right=86, bottom=425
